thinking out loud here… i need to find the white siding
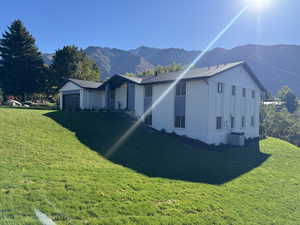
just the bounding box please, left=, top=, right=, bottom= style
left=151, top=83, right=175, bottom=132
left=115, top=83, right=127, bottom=110
left=135, top=65, right=261, bottom=145
left=81, top=89, right=105, bottom=110
left=134, top=84, right=144, bottom=117
left=139, top=80, right=210, bottom=143
left=207, top=65, right=261, bottom=144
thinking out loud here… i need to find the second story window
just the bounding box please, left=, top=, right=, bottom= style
left=232, top=85, right=236, bottom=96
left=176, top=81, right=186, bottom=96
left=252, top=90, right=256, bottom=99
left=145, top=85, right=152, bottom=98
left=217, top=82, right=224, bottom=93
left=242, top=88, right=246, bottom=97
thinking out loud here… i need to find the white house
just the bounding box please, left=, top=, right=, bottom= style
left=59, top=61, right=265, bottom=145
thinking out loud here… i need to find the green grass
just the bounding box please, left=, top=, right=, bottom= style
left=0, top=108, right=299, bottom=225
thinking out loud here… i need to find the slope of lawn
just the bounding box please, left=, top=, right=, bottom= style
left=0, top=108, right=299, bottom=225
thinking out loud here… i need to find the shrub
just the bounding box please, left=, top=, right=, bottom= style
left=260, top=104, right=300, bottom=146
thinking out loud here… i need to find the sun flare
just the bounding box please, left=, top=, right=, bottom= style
left=246, top=0, right=271, bottom=10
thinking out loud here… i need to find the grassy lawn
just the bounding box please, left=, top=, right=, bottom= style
left=0, top=108, right=299, bottom=225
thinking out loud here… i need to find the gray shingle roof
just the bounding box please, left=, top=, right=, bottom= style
left=69, top=78, right=103, bottom=89
left=64, top=61, right=265, bottom=92
left=140, top=61, right=244, bottom=84
left=119, top=61, right=265, bottom=91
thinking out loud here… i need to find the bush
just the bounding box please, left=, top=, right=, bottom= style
left=260, top=104, right=300, bottom=146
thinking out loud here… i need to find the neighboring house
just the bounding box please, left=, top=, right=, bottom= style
left=263, top=99, right=285, bottom=112
left=263, top=100, right=285, bottom=106
left=59, top=61, right=265, bottom=145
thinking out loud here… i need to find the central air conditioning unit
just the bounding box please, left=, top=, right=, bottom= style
left=228, top=132, right=245, bottom=146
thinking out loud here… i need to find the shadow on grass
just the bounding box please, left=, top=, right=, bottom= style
left=45, top=111, right=271, bottom=185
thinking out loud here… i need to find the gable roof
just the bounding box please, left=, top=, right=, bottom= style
left=120, top=61, right=266, bottom=92
left=60, top=61, right=266, bottom=92
left=68, top=78, right=103, bottom=89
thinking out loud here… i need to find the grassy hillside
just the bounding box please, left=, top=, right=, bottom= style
left=0, top=108, right=299, bottom=225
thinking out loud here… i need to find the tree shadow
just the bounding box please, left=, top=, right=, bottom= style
left=45, top=111, right=271, bottom=185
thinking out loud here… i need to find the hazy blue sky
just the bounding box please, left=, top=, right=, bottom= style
left=0, top=0, right=299, bottom=53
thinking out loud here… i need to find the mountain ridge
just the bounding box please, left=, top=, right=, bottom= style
left=42, top=44, right=300, bottom=96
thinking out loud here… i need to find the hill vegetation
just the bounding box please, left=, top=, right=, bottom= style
left=0, top=108, right=299, bottom=225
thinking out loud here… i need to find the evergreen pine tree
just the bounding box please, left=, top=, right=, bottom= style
left=0, top=20, right=45, bottom=98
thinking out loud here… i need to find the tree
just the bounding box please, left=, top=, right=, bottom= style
left=50, top=45, right=99, bottom=90
left=277, top=86, right=298, bottom=113
left=260, top=105, right=300, bottom=146
left=0, top=20, right=45, bottom=98
left=125, top=64, right=182, bottom=77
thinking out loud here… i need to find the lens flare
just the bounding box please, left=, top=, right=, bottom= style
left=105, top=5, right=249, bottom=158
left=246, top=0, right=270, bottom=10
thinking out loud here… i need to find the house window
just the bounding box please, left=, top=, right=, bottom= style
left=176, top=81, right=186, bottom=96
left=216, top=116, right=222, bottom=129
left=175, top=116, right=185, bottom=128
left=251, top=116, right=255, bottom=127
left=230, top=116, right=235, bottom=129
left=217, top=82, right=224, bottom=93
left=145, top=85, right=152, bottom=97
left=241, top=116, right=246, bottom=128
left=232, top=85, right=236, bottom=96
left=145, top=113, right=152, bottom=125
left=252, top=90, right=256, bottom=99
left=242, top=88, right=246, bottom=97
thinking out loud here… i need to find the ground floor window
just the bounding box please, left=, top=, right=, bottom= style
left=230, top=116, right=235, bottom=129
left=216, top=116, right=222, bottom=129
left=241, top=116, right=246, bottom=128
left=175, top=116, right=185, bottom=128
left=251, top=116, right=255, bottom=127
left=145, top=113, right=152, bottom=125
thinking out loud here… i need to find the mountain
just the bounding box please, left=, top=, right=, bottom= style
left=43, top=44, right=300, bottom=96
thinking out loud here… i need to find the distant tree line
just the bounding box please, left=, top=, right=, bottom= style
left=261, top=86, right=300, bottom=147
left=125, top=64, right=182, bottom=77
left=0, top=20, right=99, bottom=102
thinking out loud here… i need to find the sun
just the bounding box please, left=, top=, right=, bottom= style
left=246, top=0, right=271, bottom=10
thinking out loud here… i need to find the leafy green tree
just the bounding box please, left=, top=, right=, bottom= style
left=277, top=86, right=298, bottom=113
left=126, top=64, right=182, bottom=77
left=260, top=105, right=300, bottom=146
left=50, top=45, right=99, bottom=90
left=0, top=20, right=45, bottom=98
